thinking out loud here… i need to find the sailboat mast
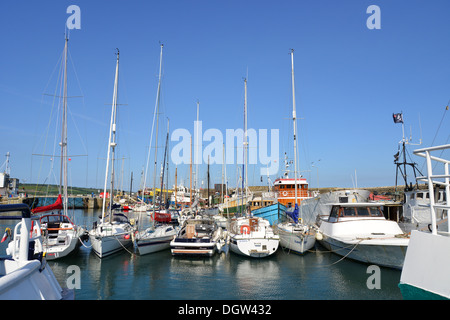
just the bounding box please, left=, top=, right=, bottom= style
left=160, top=118, right=169, bottom=208
left=175, top=166, right=177, bottom=208
left=61, top=37, right=69, bottom=214
left=190, top=136, right=192, bottom=205
left=152, top=44, right=163, bottom=215
left=196, top=101, right=199, bottom=198
left=102, top=49, right=120, bottom=220
left=244, top=78, right=248, bottom=200
left=290, top=49, right=299, bottom=207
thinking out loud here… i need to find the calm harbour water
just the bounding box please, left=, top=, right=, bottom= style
left=0, top=208, right=403, bottom=301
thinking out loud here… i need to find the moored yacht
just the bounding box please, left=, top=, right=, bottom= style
left=136, top=223, right=178, bottom=255
left=39, top=214, right=87, bottom=260
left=170, top=216, right=224, bottom=256
left=229, top=216, right=279, bottom=258
left=88, top=50, right=135, bottom=259
left=316, top=202, right=409, bottom=269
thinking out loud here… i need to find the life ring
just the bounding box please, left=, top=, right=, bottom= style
left=240, top=225, right=251, bottom=235
left=282, top=191, right=288, bottom=196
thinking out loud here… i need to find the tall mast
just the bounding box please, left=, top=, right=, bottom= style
left=207, top=156, right=210, bottom=207
left=244, top=78, right=248, bottom=198
left=195, top=100, right=200, bottom=197
left=190, top=136, right=192, bottom=205
left=102, top=49, right=120, bottom=220
left=290, top=49, right=299, bottom=208
left=152, top=44, right=163, bottom=215
left=61, top=37, right=69, bottom=214
left=175, top=166, right=178, bottom=208
left=160, top=118, right=169, bottom=208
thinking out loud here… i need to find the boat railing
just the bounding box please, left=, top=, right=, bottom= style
left=413, top=144, right=450, bottom=235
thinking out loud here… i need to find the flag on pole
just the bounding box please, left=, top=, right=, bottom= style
left=393, top=113, right=403, bottom=124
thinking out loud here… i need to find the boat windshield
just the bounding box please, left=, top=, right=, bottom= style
left=368, top=206, right=383, bottom=217
left=40, top=214, right=71, bottom=224
left=328, top=205, right=384, bottom=221
left=341, top=206, right=383, bottom=217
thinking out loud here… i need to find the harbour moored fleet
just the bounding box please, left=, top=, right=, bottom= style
left=0, top=39, right=449, bottom=300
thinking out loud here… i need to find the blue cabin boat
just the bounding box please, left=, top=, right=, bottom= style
left=251, top=202, right=286, bottom=225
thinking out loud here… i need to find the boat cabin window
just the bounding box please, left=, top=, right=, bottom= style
left=340, top=206, right=383, bottom=217
left=357, top=207, right=370, bottom=216
left=328, top=206, right=340, bottom=222
left=368, top=207, right=384, bottom=217
left=329, top=206, right=384, bottom=221
left=343, top=207, right=356, bottom=216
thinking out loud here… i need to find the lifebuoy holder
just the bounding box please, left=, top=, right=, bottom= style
left=240, top=224, right=251, bottom=235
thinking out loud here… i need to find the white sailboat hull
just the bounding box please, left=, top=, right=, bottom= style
left=136, top=226, right=178, bottom=255
left=229, top=236, right=279, bottom=258
left=137, top=235, right=174, bottom=255
left=274, top=222, right=316, bottom=254
left=89, top=222, right=132, bottom=258
left=44, top=227, right=85, bottom=260
left=90, top=233, right=132, bottom=258
left=277, top=230, right=315, bottom=254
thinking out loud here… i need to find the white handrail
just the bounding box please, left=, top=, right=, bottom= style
left=413, top=144, right=450, bottom=235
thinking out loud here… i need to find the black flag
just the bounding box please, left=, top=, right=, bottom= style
left=393, top=113, right=403, bottom=124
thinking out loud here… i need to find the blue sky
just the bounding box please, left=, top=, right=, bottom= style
left=0, top=0, right=449, bottom=192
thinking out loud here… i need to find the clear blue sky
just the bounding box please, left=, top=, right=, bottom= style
left=1, top=0, right=449, bottom=192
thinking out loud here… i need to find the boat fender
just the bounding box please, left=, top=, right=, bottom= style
left=240, top=225, right=251, bottom=235
left=1, top=228, right=11, bottom=243
left=315, top=231, right=323, bottom=241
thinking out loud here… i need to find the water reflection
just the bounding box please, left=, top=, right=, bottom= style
left=0, top=209, right=403, bottom=300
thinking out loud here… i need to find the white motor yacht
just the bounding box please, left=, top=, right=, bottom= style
left=170, top=217, right=224, bottom=256
left=316, top=202, right=409, bottom=269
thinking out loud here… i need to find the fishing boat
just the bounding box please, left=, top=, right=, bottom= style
left=315, top=201, right=409, bottom=269
left=219, top=192, right=253, bottom=215
left=170, top=216, right=225, bottom=256
left=252, top=202, right=285, bottom=225
left=229, top=216, right=279, bottom=258
left=88, top=50, right=134, bottom=258
left=273, top=174, right=311, bottom=209
left=0, top=204, right=71, bottom=299
left=171, top=184, right=193, bottom=207
left=399, top=144, right=450, bottom=299
left=400, top=187, right=448, bottom=233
